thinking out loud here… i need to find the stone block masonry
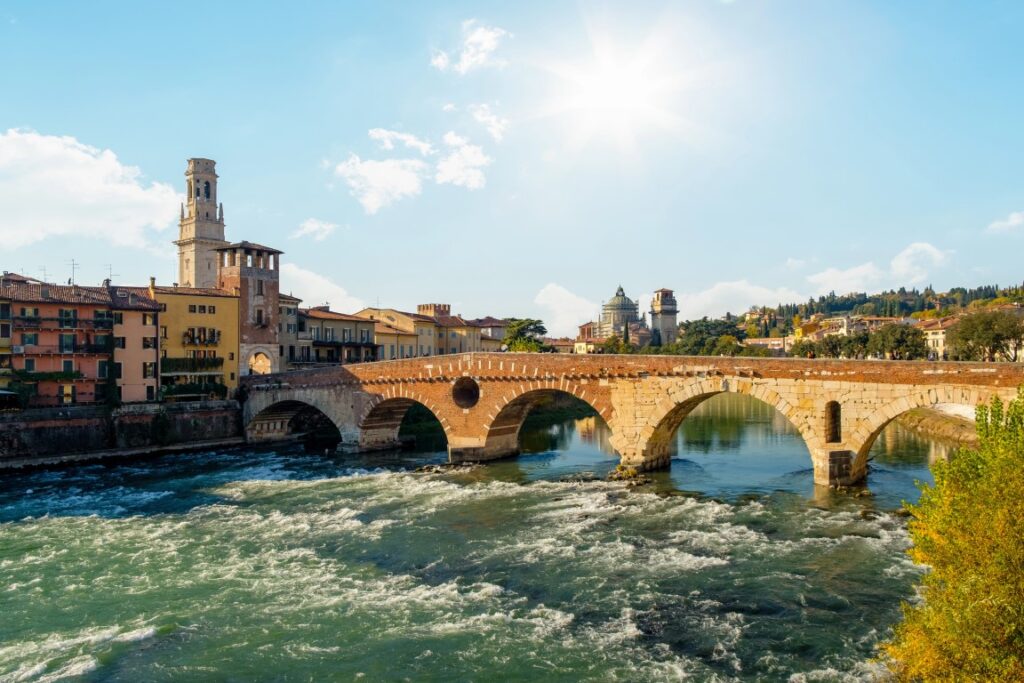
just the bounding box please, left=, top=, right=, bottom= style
left=0, top=401, right=242, bottom=468
left=242, top=353, right=1024, bottom=487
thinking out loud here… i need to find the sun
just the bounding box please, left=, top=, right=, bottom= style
left=538, top=32, right=688, bottom=152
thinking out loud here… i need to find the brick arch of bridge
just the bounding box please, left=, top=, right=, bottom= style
left=245, top=394, right=344, bottom=443
left=618, top=375, right=822, bottom=474
left=356, top=386, right=452, bottom=451
left=845, top=385, right=1004, bottom=476
left=477, top=383, right=614, bottom=460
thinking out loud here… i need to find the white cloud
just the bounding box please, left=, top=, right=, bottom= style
left=678, top=280, right=805, bottom=320
left=806, top=241, right=949, bottom=295
left=367, top=128, right=434, bottom=156
left=806, top=262, right=885, bottom=296
left=333, top=154, right=428, bottom=214
left=430, top=51, right=450, bottom=71
left=468, top=103, right=509, bottom=142
left=432, top=19, right=509, bottom=75
left=442, top=103, right=457, bottom=112
left=435, top=132, right=491, bottom=189
left=291, top=218, right=339, bottom=242
left=281, top=263, right=364, bottom=312
left=784, top=257, right=806, bottom=270
left=986, top=210, right=1024, bottom=234
left=534, top=283, right=598, bottom=337
left=0, top=128, right=179, bottom=249
left=889, top=241, right=949, bottom=284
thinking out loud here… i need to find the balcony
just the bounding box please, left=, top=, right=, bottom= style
left=182, top=331, right=221, bottom=346
left=10, top=341, right=113, bottom=355
left=12, top=317, right=114, bottom=330
left=161, top=356, right=225, bottom=374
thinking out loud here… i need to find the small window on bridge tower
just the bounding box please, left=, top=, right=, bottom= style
left=826, top=401, right=842, bottom=443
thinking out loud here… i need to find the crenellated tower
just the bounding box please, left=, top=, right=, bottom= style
left=174, top=158, right=228, bottom=288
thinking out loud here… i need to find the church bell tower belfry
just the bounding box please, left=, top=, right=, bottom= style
left=650, top=289, right=679, bottom=346
left=174, top=158, right=228, bottom=288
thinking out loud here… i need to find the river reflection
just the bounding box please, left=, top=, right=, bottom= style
left=511, top=393, right=947, bottom=510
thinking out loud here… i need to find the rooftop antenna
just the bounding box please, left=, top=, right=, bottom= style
left=39, top=266, right=49, bottom=283
left=66, top=259, right=79, bottom=285
left=104, top=264, right=120, bottom=282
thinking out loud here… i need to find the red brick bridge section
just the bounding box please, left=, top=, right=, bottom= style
left=241, top=353, right=1024, bottom=486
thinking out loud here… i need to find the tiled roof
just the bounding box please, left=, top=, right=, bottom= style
left=469, top=316, right=508, bottom=327
left=279, top=293, right=302, bottom=304
left=374, top=322, right=416, bottom=336
left=0, top=282, right=161, bottom=310
left=213, top=240, right=283, bottom=254
left=151, top=286, right=238, bottom=298
left=301, top=307, right=370, bottom=322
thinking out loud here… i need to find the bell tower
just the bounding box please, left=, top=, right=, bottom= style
left=174, top=158, right=228, bottom=288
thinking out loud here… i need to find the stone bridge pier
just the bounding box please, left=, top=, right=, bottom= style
left=242, top=354, right=1024, bottom=488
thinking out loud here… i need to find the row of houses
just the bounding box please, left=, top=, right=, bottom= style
left=0, top=269, right=510, bottom=409
left=0, top=158, right=513, bottom=409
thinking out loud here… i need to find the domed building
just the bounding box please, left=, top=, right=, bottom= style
left=597, top=286, right=639, bottom=338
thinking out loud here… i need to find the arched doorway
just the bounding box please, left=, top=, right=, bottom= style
left=248, top=352, right=272, bottom=375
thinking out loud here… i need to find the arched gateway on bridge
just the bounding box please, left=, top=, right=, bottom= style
left=241, top=354, right=1024, bottom=487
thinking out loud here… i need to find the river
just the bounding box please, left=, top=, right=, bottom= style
left=0, top=394, right=952, bottom=681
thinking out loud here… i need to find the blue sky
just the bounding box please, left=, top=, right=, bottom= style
left=2, top=1, right=1023, bottom=335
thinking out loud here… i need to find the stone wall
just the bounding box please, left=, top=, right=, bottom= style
left=0, top=400, right=242, bottom=468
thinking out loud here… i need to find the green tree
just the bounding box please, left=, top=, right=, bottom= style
left=947, top=311, right=1024, bottom=362
left=839, top=332, right=870, bottom=359
left=883, top=390, right=1024, bottom=680
left=504, top=318, right=548, bottom=352
left=675, top=318, right=745, bottom=356
left=867, top=324, right=928, bottom=360
left=790, top=339, right=818, bottom=358
left=711, top=334, right=741, bottom=356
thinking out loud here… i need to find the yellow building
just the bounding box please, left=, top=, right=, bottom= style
left=375, top=322, right=418, bottom=360
left=355, top=307, right=439, bottom=357
left=300, top=307, right=378, bottom=363
left=143, top=281, right=240, bottom=398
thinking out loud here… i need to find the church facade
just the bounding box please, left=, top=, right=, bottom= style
left=581, top=285, right=679, bottom=348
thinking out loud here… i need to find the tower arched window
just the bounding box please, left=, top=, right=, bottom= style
left=203, top=181, right=211, bottom=199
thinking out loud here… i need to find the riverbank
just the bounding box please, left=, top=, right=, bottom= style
left=894, top=408, right=977, bottom=448
left=0, top=401, right=242, bottom=469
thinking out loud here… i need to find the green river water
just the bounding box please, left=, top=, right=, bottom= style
left=0, top=394, right=952, bottom=681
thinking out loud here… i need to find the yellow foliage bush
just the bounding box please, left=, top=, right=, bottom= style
left=883, top=389, right=1024, bottom=680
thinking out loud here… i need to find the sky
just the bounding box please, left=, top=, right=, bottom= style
left=2, top=1, right=1023, bottom=336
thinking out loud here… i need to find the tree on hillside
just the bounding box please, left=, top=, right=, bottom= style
left=946, top=310, right=1024, bottom=362
left=674, top=318, right=745, bottom=356
left=503, top=318, right=549, bottom=352
left=867, top=324, right=928, bottom=360
left=883, top=390, right=1024, bottom=679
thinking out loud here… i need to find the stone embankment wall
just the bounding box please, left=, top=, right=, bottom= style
left=895, top=408, right=979, bottom=448
left=0, top=401, right=242, bottom=468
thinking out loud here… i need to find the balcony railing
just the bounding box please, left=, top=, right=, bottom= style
left=182, top=331, right=221, bottom=346
left=12, top=317, right=114, bottom=330
left=10, top=342, right=113, bottom=355
left=161, top=356, right=225, bottom=373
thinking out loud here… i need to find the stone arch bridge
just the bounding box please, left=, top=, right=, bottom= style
left=241, top=353, right=1024, bottom=487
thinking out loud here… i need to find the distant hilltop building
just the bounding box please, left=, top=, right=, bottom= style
left=578, top=285, right=678, bottom=349
left=650, top=288, right=678, bottom=346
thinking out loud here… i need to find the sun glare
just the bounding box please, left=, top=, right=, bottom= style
left=540, top=32, right=687, bottom=152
